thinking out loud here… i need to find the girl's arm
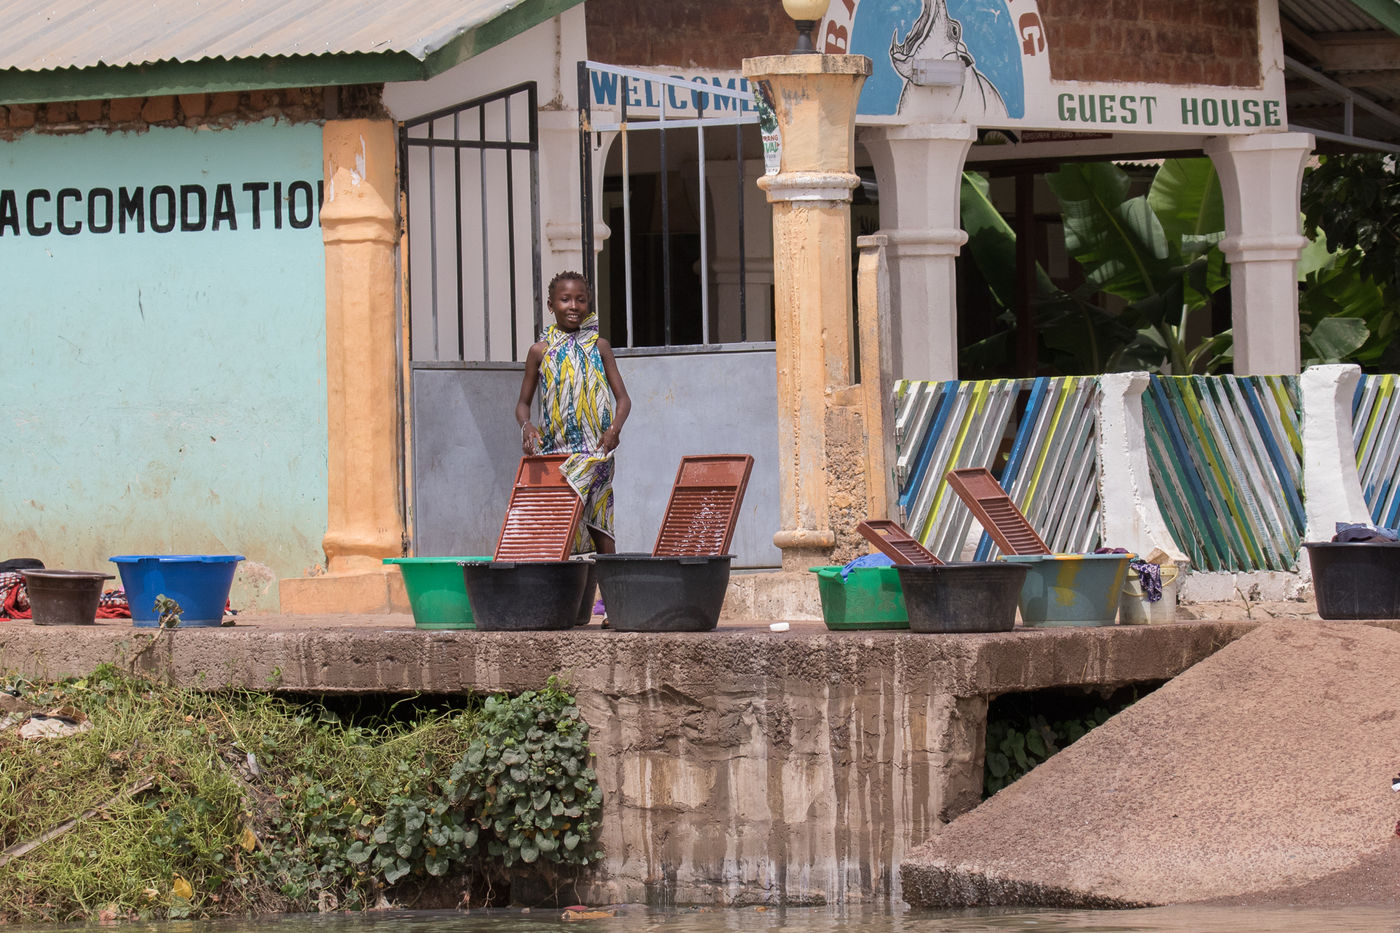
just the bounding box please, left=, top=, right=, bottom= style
left=598, top=339, right=630, bottom=452
left=516, top=342, right=545, bottom=454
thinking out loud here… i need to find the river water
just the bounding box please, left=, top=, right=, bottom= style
left=11, top=905, right=1397, bottom=933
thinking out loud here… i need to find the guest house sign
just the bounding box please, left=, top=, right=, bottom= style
left=824, top=0, right=1285, bottom=131
left=588, top=0, right=1285, bottom=136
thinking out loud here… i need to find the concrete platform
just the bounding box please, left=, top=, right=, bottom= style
left=900, top=620, right=1400, bottom=908
left=1, top=612, right=1258, bottom=906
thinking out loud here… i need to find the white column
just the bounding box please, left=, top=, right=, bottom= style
left=1300, top=364, right=1372, bottom=552
left=1096, top=372, right=1186, bottom=560
left=704, top=157, right=774, bottom=342
left=860, top=123, right=976, bottom=382
left=1204, top=132, right=1314, bottom=376
left=538, top=111, right=613, bottom=275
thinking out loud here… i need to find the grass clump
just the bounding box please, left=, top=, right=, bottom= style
left=0, top=666, right=602, bottom=923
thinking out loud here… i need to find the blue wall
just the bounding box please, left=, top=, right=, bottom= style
left=0, top=121, right=327, bottom=610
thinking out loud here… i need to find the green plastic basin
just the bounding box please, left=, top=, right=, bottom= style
left=809, top=565, right=909, bottom=630
left=383, top=557, right=490, bottom=629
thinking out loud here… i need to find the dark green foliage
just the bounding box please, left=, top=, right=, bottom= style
left=1300, top=154, right=1400, bottom=370
left=983, top=685, right=1155, bottom=796
left=1301, top=153, right=1400, bottom=296
left=447, top=677, right=603, bottom=868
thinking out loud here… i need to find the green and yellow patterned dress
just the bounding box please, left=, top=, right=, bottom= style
left=536, top=312, right=615, bottom=553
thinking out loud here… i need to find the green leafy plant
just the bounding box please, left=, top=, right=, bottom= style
left=984, top=708, right=1112, bottom=796
left=448, top=677, right=602, bottom=868
left=982, top=685, right=1155, bottom=797
left=963, top=156, right=1389, bottom=376
left=153, top=595, right=183, bottom=629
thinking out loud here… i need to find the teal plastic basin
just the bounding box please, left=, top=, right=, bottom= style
left=384, top=557, right=490, bottom=629
left=1001, top=553, right=1134, bottom=627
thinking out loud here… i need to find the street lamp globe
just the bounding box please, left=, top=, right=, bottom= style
left=781, top=0, right=831, bottom=53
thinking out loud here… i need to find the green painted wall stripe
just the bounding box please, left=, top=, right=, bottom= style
left=1, top=54, right=424, bottom=106
left=1345, top=0, right=1400, bottom=37
left=425, top=0, right=585, bottom=75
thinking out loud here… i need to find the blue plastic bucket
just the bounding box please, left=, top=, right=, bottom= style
left=109, top=555, right=244, bottom=627
left=1001, top=553, right=1134, bottom=627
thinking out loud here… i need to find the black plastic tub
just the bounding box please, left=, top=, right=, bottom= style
left=461, top=560, right=591, bottom=631
left=1303, top=542, right=1400, bottom=620
left=592, top=554, right=733, bottom=632
left=894, top=562, right=1029, bottom=633
left=22, top=570, right=114, bottom=625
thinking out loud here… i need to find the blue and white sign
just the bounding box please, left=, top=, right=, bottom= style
left=821, top=0, right=1284, bottom=133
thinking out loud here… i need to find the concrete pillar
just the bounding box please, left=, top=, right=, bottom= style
left=1204, top=132, right=1314, bottom=376
left=860, top=124, right=976, bottom=381
left=857, top=234, right=897, bottom=520
left=706, top=157, right=775, bottom=343
left=1096, top=372, right=1186, bottom=560
left=281, top=119, right=408, bottom=614
left=1300, top=364, right=1372, bottom=553
left=742, top=53, right=871, bottom=571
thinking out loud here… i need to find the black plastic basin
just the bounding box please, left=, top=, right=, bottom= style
left=21, top=570, right=114, bottom=626
left=592, top=554, right=732, bottom=632
left=461, top=560, right=591, bottom=631
left=1303, top=541, right=1400, bottom=620
left=894, top=562, right=1029, bottom=633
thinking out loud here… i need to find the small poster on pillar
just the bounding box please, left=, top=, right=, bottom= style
left=820, top=0, right=1287, bottom=136
left=753, top=80, right=783, bottom=176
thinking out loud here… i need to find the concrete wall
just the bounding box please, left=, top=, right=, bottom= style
left=0, top=121, right=327, bottom=610
left=411, top=345, right=781, bottom=566
left=0, top=618, right=1257, bottom=906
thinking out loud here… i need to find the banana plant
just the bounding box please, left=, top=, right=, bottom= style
left=959, top=157, right=1373, bottom=376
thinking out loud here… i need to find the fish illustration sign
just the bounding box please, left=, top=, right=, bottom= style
left=820, top=0, right=1286, bottom=134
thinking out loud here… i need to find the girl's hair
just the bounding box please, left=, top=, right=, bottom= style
left=548, top=270, right=589, bottom=299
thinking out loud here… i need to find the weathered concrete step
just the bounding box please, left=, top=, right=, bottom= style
left=900, top=620, right=1400, bottom=908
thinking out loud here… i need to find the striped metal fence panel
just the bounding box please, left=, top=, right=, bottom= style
left=893, top=377, right=1101, bottom=561
left=1142, top=375, right=1303, bottom=572
left=1353, top=374, right=1400, bottom=528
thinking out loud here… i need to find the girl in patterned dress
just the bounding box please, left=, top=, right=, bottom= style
left=515, top=271, right=631, bottom=556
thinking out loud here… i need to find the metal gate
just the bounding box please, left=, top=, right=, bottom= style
left=401, top=81, right=542, bottom=364
left=577, top=60, right=766, bottom=348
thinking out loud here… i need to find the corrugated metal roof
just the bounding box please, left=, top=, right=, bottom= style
left=0, top=0, right=559, bottom=72
left=1279, top=0, right=1383, bottom=33
left=1281, top=0, right=1400, bottom=149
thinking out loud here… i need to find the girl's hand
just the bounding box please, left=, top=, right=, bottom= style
left=600, top=426, right=621, bottom=453
left=521, top=423, right=541, bottom=455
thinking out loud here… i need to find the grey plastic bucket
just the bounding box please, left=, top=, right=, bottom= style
left=592, top=554, right=732, bottom=632
left=1304, top=542, right=1400, bottom=620
left=894, top=562, right=1028, bottom=633
left=461, top=560, right=591, bottom=631
left=22, top=570, right=114, bottom=626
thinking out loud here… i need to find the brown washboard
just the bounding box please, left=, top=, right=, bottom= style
left=944, top=467, right=1052, bottom=556
left=494, top=455, right=585, bottom=561
left=856, top=519, right=944, bottom=566
left=653, top=455, right=755, bottom=557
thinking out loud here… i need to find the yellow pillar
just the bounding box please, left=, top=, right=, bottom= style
left=742, top=54, right=871, bottom=572
left=280, top=118, right=409, bottom=614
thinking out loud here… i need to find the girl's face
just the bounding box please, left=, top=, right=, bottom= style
left=548, top=279, right=589, bottom=331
